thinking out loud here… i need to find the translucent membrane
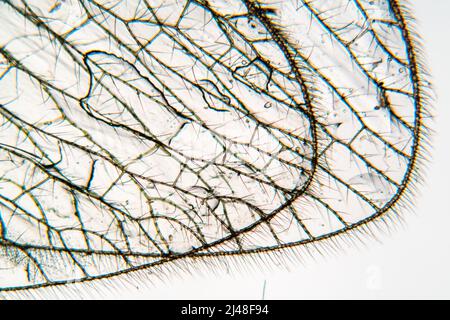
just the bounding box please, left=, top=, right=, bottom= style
left=0, top=0, right=430, bottom=292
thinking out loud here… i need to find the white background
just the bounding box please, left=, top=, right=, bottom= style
left=21, top=0, right=450, bottom=300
